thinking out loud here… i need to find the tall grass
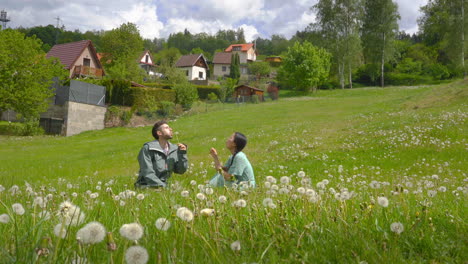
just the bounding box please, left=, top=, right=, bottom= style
left=0, top=81, right=467, bottom=263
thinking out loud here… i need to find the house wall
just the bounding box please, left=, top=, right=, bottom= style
left=180, top=66, right=207, bottom=80
left=213, top=64, right=230, bottom=77
left=69, top=46, right=101, bottom=78
left=65, top=101, right=106, bottom=136
left=140, top=52, right=153, bottom=64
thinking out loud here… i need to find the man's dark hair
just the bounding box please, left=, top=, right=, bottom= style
left=152, top=121, right=167, bottom=139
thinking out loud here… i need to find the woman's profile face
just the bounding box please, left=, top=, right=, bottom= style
left=226, top=133, right=236, bottom=150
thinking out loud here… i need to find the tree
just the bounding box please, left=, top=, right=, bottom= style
left=100, top=23, right=145, bottom=81
left=229, top=53, right=241, bottom=80
left=0, top=29, right=67, bottom=121
left=361, top=0, right=400, bottom=87
left=419, top=0, right=468, bottom=77
left=278, top=41, right=331, bottom=92
left=312, top=0, right=364, bottom=88
left=248, top=61, right=271, bottom=79
left=173, top=82, right=198, bottom=109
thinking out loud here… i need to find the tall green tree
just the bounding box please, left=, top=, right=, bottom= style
left=361, top=0, right=400, bottom=87
left=100, top=23, right=145, bottom=81
left=312, top=0, right=364, bottom=88
left=229, top=53, right=241, bottom=80
left=419, top=0, right=468, bottom=77
left=278, top=41, right=331, bottom=92
left=0, top=29, right=67, bottom=121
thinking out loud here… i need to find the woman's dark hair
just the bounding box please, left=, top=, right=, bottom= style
left=226, top=132, right=247, bottom=169
left=152, top=120, right=167, bottom=139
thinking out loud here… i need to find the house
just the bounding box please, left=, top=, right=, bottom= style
left=233, top=84, right=264, bottom=102
left=212, top=43, right=257, bottom=78
left=175, top=54, right=209, bottom=81
left=212, top=52, right=232, bottom=77
left=47, top=40, right=104, bottom=79
left=137, top=50, right=158, bottom=76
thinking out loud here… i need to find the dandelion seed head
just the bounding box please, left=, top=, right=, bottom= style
left=297, top=171, right=306, bottom=178
left=54, top=223, right=67, bottom=238
left=280, top=176, right=291, bottom=185
left=120, top=223, right=144, bottom=241
left=377, top=196, right=389, bottom=207
left=12, top=203, right=25, bottom=215
left=0, top=213, right=10, bottom=223
left=233, top=199, right=247, bottom=208
left=196, top=193, right=206, bottom=200
left=205, top=188, right=215, bottom=195
left=181, top=190, right=190, bottom=198
left=200, top=208, right=215, bottom=216
left=218, top=195, right=227, bottom=203
left=76, top=221, right=106, bottom=244
left=125, top=246, right=149, bottom=264
left=230, top=240, right=241, bottom=251
left=176, top=207, right=194, bottom=222
left=136, top=194, right=145, bottom=200
left=390, top=222, right=404, bottom=234
left=155, top=218, right=171, bottom=231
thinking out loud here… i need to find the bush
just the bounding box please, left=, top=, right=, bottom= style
left=174, top=82, right=199, bottom=110
left=196, top=85, right=221, bottom=99
left=157, top=101, right=175, bottom=117
left=207, top=92, right=218, bottom=101
left=131, top=87, right=176, bottom=108
left=385, top=72, right=433, bottom=86
left=251, top=95, right=260, bottom=104
left=0, top=121, right=44, bottom=136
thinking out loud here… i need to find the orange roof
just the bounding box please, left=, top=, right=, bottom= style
left=225, top=43, right=255, bottom=52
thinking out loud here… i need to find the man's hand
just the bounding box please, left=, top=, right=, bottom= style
left=178, top=143, right=187, bottom=151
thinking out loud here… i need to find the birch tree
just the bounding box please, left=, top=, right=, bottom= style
left=361, top=0, right=400, bottom=87
left=312, top=0, right=364, bottom=88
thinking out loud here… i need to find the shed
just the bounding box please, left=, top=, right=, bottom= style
left=233, top=85, right=264, bottom=102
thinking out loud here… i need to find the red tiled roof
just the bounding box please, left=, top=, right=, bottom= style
left=213, top=52, right=232, bottom=64
left=225, top=43, right=255, bottom=52
left=175, top=54, right=207, bottom=68
left=46, top=40, right=102, bottom=70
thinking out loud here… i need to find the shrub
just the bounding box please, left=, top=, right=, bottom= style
left=251, top=95, right=260, bottom=104
left=0, top=121, right=44, bottom=136
left=131, top=87, right=176, bottom=108
left=207, top=92, right=218, bottom=101
left=157, top=101, right=175, bottom=117
left=174, top=82, right=199, bottom=110
left=385, top=72, right=433, bottom=86
left=196, top=85, right=221, bottom=100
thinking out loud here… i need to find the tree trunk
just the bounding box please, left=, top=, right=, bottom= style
left=462, top=0, right=466, bottom=79
left=339, top=62, right=345, bottom=89
left=381, top=33, right=386, bottom=88
left=348, top=63, right=353, bottom=89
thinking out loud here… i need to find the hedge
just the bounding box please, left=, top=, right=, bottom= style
left=130, top=87, right=176, bottom=108
left=196, top=85, right=221, bottom=99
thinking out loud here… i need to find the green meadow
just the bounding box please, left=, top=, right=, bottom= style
left=0, top=81, right=467, bottom=263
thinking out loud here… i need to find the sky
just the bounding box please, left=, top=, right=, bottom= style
left=0, top=0, right=428, bottom=42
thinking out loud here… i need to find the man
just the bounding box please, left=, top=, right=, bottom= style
left=135, top=121, right=188, bottom=188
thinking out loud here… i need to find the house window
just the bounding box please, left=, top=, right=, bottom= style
left=83, top=58, right=91, bottom=67
left=233, top=46, right=241, bottom=51
left=145, top=55, right=149, bottom=63
left=199, top=71, right=204, bottom=79
left=186, top=70, right=189, bottom=76
left=222, top=66, right=226, bottom=72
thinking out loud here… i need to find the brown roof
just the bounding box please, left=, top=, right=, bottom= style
left=46, top=40, right=102, bottom=70
left=235, top=85, right=264, bottom=93
left=213, top=52, right=231, bottom=64
left=225, top=43, right=255, bottom=52
left=175, top=54, right=207, bottom=68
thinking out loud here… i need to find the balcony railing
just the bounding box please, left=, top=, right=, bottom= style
left=72, top=65, right=104, bottom=78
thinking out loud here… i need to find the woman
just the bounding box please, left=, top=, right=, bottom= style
left=209, top=132, right=255, bottom=188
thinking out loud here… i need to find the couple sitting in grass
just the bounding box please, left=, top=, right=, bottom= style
left=134, top=121, right=255, bottom=189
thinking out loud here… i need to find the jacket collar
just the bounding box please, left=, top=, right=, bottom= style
left=147, top=140, right=177, bottom=154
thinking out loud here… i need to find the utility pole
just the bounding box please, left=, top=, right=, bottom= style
left=55, top=16, right=61, bottom=44
left=0, top=10, right=10, bottom=30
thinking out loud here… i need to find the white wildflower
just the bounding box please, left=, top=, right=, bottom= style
left=390, top=222, right=404, bottom=234
left=120, top=223, right=144, bottom=241
left=196, top=193, right=206, bottom=200
left=76, top=221, right=106, bottom=244
left=0, top=213, right=10, bottom=223
left=233, top=199, right=247, bottom=208
left=176, top=207, right=194, bottom=222
left=155, top=218, right=171, bottom=231
left=181, top=190, right=190, bottom=198
left=230, top=240, right=241, bottom=251
left=297, top=171, right=306, bottom=178
left=125, top=246, right=149, bottom=264
left=12, top=203, right=25, bottom=215
left=280, top=176, right=291, bottom=185
left=54, top=223, right=67, bottom=238
left=136, top=194, right=145, bottom=200
left=377, top=196, right=389, bottom=207
left=218, top=195, right=227, bottom=203
left=200, top=208, right=215, bottom=217
left=204, top=187, right=214, bottom=195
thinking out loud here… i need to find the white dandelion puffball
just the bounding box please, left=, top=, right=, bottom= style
left=390, top=222, right=404, bottom=234
left=280, top=176, right=291, bottom=184
left=204, top=187, right=214, bottom=195
left=218, top=195, right=227, bottom=203
left=377, top=196, right=389, bottom=207
left=76, top=221, right=106, bottom=244
left=196, top=193, right=206, bottom=200
left=176, top=207, right=194, bottom=222
left=262, top=198, right=274, bottom=207
left=125, top=245, right=149, bottom=264
left=120, top=223, right=144, bottom=241
left=136, top=194, right=145, bottom=200
left=233, top=199, right=247, bottom=208
left=181, top=190, right=190, bottom=198
left=33, top=196, right=45, bottom=208
left=54, top=223, right=67, bottom=238
left=200, top=208, right=215, bottom=217
left=266, top=176, right=277, bottom=183
left=264, top=181, right=271, bottom=189
left=155, top=218, right=171, bottom=231
left=12, top=203, right=25, bottom=215
left=297, top=171, right=306, bottom=178
left=230, top=240, right=241, bottom=251
left=0, top=213, right=10, bottom=223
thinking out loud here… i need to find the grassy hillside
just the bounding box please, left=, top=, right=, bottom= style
left=0, top=81, right=466, bottom=263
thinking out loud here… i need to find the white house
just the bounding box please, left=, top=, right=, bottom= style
left=137, top=50, right=157, bottom=76
left=175, top=54, right=209, bottom=81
